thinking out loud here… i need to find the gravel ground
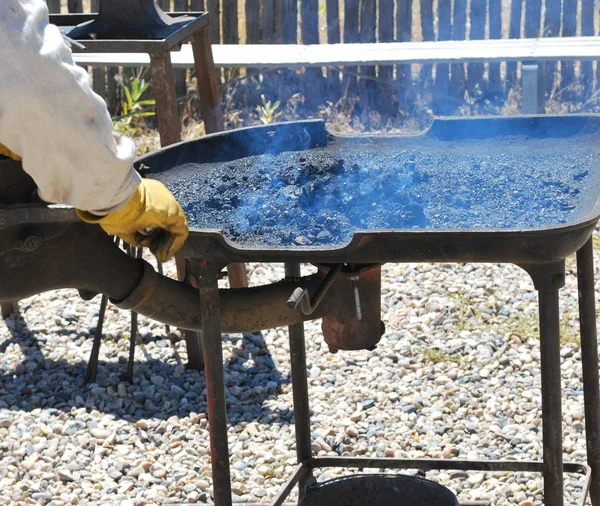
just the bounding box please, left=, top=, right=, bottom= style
left=0, top=241, right=597, bottom=505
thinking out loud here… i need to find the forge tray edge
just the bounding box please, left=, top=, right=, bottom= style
left=136, top=116, right=600, bottom=266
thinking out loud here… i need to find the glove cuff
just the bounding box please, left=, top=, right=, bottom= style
left=77, top=184, right=144, bottom=225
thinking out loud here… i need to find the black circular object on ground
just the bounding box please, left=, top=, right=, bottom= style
left=298, top=474, right=459, bottom=506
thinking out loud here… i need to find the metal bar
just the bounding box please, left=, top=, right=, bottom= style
left=1, top=302, right=18, bottom=318
left=270, top=464, right=307, bottom=506
left=522, top=62, right=545, bottom=114
left=227, top=264, right=248, bottom=288
left=287, top=264, right=342, bottom=314
left=156, top=261, right=171, bottom=335
left=127, top=247, right=143, bottom=383
left=51, top=13, right=211, bottom=53
left=307, top=456, right=588, bottom=474
left=196, top=267, right=232, bottom=506
left=538, top=288, right=564, bottom=506
left=191, top=24, right=225, bottom=134
left=577, top=237, right=600, bottom=506
left=285, top=263, right=312, bottom=499
left=149, top=52, right=182, bottom=147
left=84, top=293, right=108, bottom=384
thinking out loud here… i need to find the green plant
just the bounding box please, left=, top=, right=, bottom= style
left=115, top=70, right=156, bottom=126
left=422, top=348, right=460, bottom=364
left=256, top=94, right=282, bottom=125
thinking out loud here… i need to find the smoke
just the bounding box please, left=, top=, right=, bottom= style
left=145, top=117, right=599, bottom=248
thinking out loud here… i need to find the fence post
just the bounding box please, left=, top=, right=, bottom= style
left=46, top=0, right=61, bottom=13
left=467, top=0, right=487, bottom=99
left=222, top=0, right=238, bottom=44
left=360, top=0, right=377, bottom=110
left=68, top=0, right=83, bottom=12
left=506, top=0, right=523, bottom=90
left=561, top=0, right=577, bottom=99
left=435, top=0, right=452, bottom=114
left=326, top=0, right=342, bottom=102
left=342, top=0, right=360, bottom=97
left=301, top=0, right=324, bottom=109
left=449, top=0, right=466, bottom=103
left=207, top=0, right=221, bottom=43
left=245, top=0, right=260, bottom=43
left=174, top=0, right=190, bottom=107
left=262, top=0, right=276, bottom=44
left=281, top=0, right=298, bottom=44
left=488, top=0, right=503, bottom=99
left=543, top=0, right=561, bottom=96
left=582, top=0, right=595, bottom=98
left=419, top=0, right=434, bottom=88
left=396, top=0, right=413, bottom=101
left=377, top=0, right=394, bottom=113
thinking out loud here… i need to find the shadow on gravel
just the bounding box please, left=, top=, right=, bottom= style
left=0, top=321, right=291, bottom=426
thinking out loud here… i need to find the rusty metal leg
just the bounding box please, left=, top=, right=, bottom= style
left=191, top=26, right=225, bottom=134
left=577, top=237, right=600, bottom=506
left=285, top=263, right=313, bottom=498
left=85, top=294, right=108, bottom=384
left=191, top=27, right=249, bottom=288
left=175, top=257, right=205, bottom=369
left=227, top=263, right=248, bottom=288
left=538, top=288, right=564, bottom=506
left=150, top=52, right=182, bottom=147
left=126, top=247, right=143, bottom=383
left=193, top=263, right=232, bottom=506
left=1, top=301, right=18, bottom=318
left=156, top=262, right=171, bottom=335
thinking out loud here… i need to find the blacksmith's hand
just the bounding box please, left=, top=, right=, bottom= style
left=77, top=179, right=189, bottom=262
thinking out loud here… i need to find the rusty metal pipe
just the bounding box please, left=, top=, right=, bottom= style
left=115, top=261, right=328, bottom=333
left=0, top=224, right=327, bottom=332
left=0, top=223, right=382, bottom=344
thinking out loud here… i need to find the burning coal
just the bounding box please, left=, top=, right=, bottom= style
left=162, top=142, right=594, bottom=248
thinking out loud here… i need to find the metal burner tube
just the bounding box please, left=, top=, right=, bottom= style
left=0, top=224, right=335, bottom=332
left=577, top=238, right=600, bottom=506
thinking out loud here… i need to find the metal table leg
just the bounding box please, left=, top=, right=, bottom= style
left=150, top=51, right=182, bottom=147
left=193, top=262, right=232, bottom=506
left=190, top=25, right=249, bottom=290
left=175, top=257, right=205, bottom=370
left=85, top=294, right=108, bottom=384
left=577, top=237, right=600, bottom=506
left=191, top=25, right=225, bottom=134
left=1, top=301, right=18, bottom=318
left=539, top=287, right=564, bottom=506
left=285, top=263, right=313, bottom=499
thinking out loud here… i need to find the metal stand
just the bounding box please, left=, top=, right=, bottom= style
left=191, top=260, right=233, bottom=506
left=193, top=246, right=598, bottom=506
left=50, top=10, right=224, bottom=140
left=577, top=238, right=600, bottom=506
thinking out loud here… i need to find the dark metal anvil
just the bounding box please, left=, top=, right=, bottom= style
left=67, top=0, right=194, bottom=40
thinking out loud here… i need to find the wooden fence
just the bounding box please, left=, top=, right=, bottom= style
left=48, top=0, right=600, bottom=116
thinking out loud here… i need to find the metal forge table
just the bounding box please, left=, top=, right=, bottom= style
left=135, top=117, right=600, bottom=506
left=50, top=1, right=224, bottom=144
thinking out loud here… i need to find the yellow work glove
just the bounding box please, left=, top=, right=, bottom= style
left=0, top=143, right=22, bottom=161
left=77, top=179, right=189, bottom=262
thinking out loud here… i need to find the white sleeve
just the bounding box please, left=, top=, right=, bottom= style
left=0, top=0, right=141, bottom=214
